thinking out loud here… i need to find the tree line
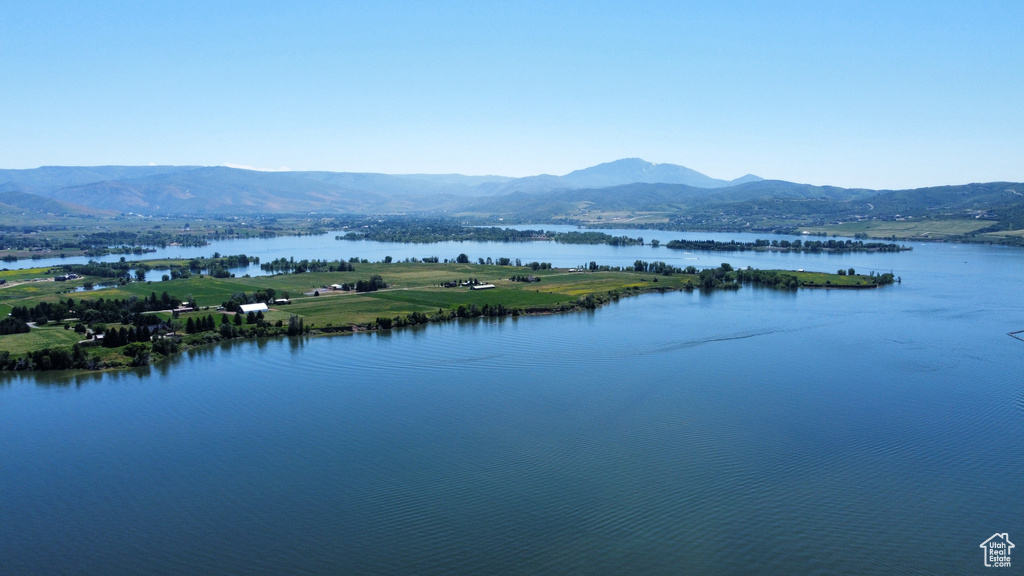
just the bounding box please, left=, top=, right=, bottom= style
left=61, top=253, right=258, bottom=283
left=10, top=291, right=183, bottom=326
left=260, top=257, right=356, bottom=274
left=664, top=238, right=909, bottom=253
left=334, top=218, right=647, bottom=247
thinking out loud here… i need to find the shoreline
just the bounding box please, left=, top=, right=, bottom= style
left=0, top=262, right=897, bottom=374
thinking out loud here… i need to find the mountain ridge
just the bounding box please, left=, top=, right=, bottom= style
left=0, top=162, right=1021, bottom=235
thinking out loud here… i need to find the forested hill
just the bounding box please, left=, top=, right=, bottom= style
left=0, top=159, right=750, bottom=206
left=0, top=164, right=1022, bottom=236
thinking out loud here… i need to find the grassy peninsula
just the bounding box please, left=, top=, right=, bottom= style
left=0, top=258, right=895, bottom=372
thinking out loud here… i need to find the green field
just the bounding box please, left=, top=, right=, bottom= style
left=984, top=228, right=1024, bottom=238
left=801, top=219, right=995, bottom=238
left=570, top=211, right=673, bottom=225
left=787, top=270, right=886, bottom=287
left=0, top=263, right=681, bottom=356
left=0, top=261, right=882, bottom=369
left=0, top=324, right=88, bottom=355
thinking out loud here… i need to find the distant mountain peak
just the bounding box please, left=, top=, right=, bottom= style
left=559, top=158, right=748, bottom=189
left=730, top=174, right=764, bottom=185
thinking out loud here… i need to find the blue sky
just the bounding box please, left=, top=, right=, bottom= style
left=2, top=1, right=1021, bottom=189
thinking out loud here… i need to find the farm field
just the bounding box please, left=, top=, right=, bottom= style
left=0, top=260, right=881, bottom=369
left=801, top=219, right=994, bottom=238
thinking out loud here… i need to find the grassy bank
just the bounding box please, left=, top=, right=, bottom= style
left=0, top=261, right=890, bottom=371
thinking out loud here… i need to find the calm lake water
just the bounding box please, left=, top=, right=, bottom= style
left=9, top=226, right=906, bottom=276
left=1, top=233, right=1022, bottom=575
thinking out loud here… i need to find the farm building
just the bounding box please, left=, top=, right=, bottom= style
left=470, top=284, right=496, bottom=290
left=239, top=303, right=269, bottom=313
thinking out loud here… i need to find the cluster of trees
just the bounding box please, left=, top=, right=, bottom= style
left=10, top=292, right=183, bottom=326
left=382, top=256, right=437, bottom=263
left=439, top=278, right=481, bottom=287
left=368, top=303, right=527, bottom=328
left=373, top=311, right=430, bottom=330
left=477, top=256, right=515, bottom=266
left=333, top=219, right=652, bottom=249
left=0, top=299, right=317, bottom=373
left=553, top=231, right=643, bottom=246
left=0, top=344, right=95, bottom=371
left=509, top=275, right=541, bottom=282
left=2, top=332, right=173, bottom=371
left=0, top=231, right=170, bottom=257
left=578, top=260, right=703, bottom=276
left=328, top=276, right=387, bottom=293
left=455, top=302, right=517, bottom=318
left=173, top=254, right=259, bottom=279
left=152, top=254, right=254, bottom=280
left=0, top=321, right=195, bottom=371
left=799, top=239, right=907, bottom=252
left=100, top=326, right=154, bottom=348
left=355, top=275, right=387, bottom=292
left=58, top=254, right=257, bottom=283
left=83, top=246, right=155, bottom=257
left=184, top=311, right=302, bottom=341
left=185, top=315, right=219, bottom=334
left=575, top=293, right=612, bottom=309
left=78, top=230, right=209, bottom=249
left=664, top=238, right=908, bottom=253
left=693, top=264, right=740, bottom=290
left=176, top=254, right=254, bottom=278
left=210, top=253, right=255, bottom=267
left=734, top=268, right=801, bottom=289
left=0, top=226, right=314, bottom=263
left=0, top=316, right=30, bottom=334
left=260, top=257, right=355, bottom=274
left=872, top=272, right=897, bottom=285
left=220, top=289, right=282, bottom=312
left=732, top=268, right=897, bottom=289
left=286, top=315, right=306, bottom=336
left=337, top=219, right=545, bottom=243
left=632, top=260, right=687, bottom=276
left=63, top=260, right=135, bottom=279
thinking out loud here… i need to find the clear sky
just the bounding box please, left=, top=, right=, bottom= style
left=2, top=1, right=1022, bottom=189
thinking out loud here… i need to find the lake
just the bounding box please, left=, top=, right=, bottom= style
left=1, top=233, right=1022, bottom=575
left=7, top=226, right=904, bottom=277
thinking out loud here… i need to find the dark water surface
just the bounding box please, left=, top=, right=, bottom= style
left=2, top=239, right=1022, bottom=575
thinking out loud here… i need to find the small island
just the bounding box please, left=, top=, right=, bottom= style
left=335, top=220, right=911, bottom=253
left=0, top=255, right=896, bottom=372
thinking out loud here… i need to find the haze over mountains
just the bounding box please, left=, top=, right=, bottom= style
left=0, top=159, right=761, bottom=215
left=0, top=159, right=1021, bottom=231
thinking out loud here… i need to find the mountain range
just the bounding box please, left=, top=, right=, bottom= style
left=0, top=159, right=760, bottom=213
left=0, top=159, right=1021, bottom=233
